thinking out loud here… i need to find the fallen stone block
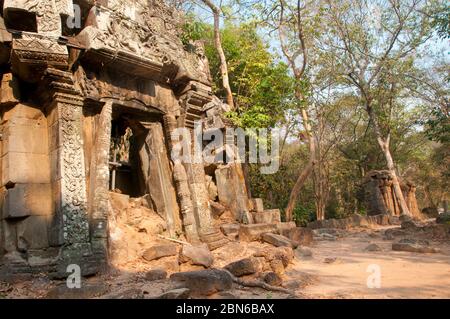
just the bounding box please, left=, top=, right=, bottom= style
left=365, top=243, right=382, bottom=252
left=145, top=268, right=167, bottom=281
left=220, top=223, right=240, bottom=236
left=224, top=257, right=263, bottom=277
left=282, top=227, right=313, bottom=246
left=170, top=269, right=233, bottom=296
left=392, top=243, right=441, bottom=254
left=262, top=233, right=298, bottom=248
left=180, top=244, right=214, bottom=268
left=238, top=223, right=278, bottom=242
left=143, top=244, right=178, bottom=261
left=276, top=222, right=297, bottom=234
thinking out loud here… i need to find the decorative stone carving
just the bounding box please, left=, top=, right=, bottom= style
left=3, top=0, right=74, bottom=36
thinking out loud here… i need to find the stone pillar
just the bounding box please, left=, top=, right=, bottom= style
left=89, top=100, right=113, bottom=268
left=163, top=114, right=200, bottom=243
left=139, top=121, right=182, bottom=238
left=45, top=69, right=97, bottom=277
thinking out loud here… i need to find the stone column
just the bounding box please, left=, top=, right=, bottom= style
left=45, top=69, right=97, bottom=277
left=163, top=114, right=200, bottom=243
left=89, top=100, right=113, bottom=268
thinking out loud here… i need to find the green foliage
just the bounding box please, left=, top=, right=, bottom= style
left=292, top=204, right=316, bottom=227
left=201, top=22, right=296, bottom=128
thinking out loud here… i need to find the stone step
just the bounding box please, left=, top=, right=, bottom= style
left=253, top=209, right=281, bottom=224
left=200, top=229, right=230, bottom=251
left=207, top=238, right=230, bottom=251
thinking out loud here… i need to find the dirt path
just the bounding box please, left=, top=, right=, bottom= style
left=289, top=227, right=450, bottom=299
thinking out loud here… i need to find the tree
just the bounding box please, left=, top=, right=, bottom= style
left=199, top=0, right=235, bottom=109
left=320, top=0, right=437, bottom=216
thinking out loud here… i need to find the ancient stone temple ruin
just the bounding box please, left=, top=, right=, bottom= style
left=0, top=0, right=267, bottom=277
left=363, top=170, right=421, bottom=218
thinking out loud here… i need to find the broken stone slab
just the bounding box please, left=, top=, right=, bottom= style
left=220, top=223, right=240, bottom=236
left=238, top=223, right=278, bottom=242
left=179, top=244, right=214, bottom=268
left=170, top=269, right=233, bottom=297
left=365, top=243, right=382, bottom=252
left=224, top=257, right=263, bottom=277
left=145, top=268, right=168, bottom=281
left=142, top=244, right=178, bottom=261
left=262, top=233, right=298, bottom=249
left=392, top=243, right=441, bottom=254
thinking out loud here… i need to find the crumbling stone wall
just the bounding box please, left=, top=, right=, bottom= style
left=363, top=170, right=421, bottom=218
left=0, top=0, right=233, bottom=277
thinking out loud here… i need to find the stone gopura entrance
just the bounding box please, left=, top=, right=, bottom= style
left=0, top=0, right=237, bottom=277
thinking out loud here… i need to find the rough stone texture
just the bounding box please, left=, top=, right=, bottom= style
left=143, top=244, right=178, bottom=261
left=170, top=269, right=233, bottom=296
left=283, top=227, right=314, bottom=246
left=139, top=122, right=182, bottom=237
left=224, top=257, right=263, bottom=277
left=215, top=164, right=250, bottom=222
left=262, top=271, right=283, bottom=286
left=262, top=233, right=298, bottom=248
left=0, top=0, right=286, bottom=276
left=145, top=268, right=168, bottom=281
left=238, top=224, right=278, bottom=242
left=220, top=224, right=240, bottom=236
left=362, top=170, right=422, bottom=218
left=179, top=244, right=214, bottom=268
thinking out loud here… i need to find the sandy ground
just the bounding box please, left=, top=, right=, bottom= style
left=1, top=225, right=449, bottom=299
left=291, top=227, right=450, bottom=299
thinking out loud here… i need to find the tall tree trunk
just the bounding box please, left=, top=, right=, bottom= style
left=201, top=0, right=235, bottom=109
left=285, top=104, right=317, bottom=221
left=366, top=101, right=411, bottom=216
